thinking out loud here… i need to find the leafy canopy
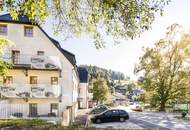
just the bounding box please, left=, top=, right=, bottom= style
left=0, top=36, right=13, bottom=76
left=92, top=77, right=110, bottom=103
left=135, top=24, right=190, bottom=111
left=0, top=0, right=170, bottom=48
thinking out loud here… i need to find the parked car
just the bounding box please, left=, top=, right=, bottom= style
left=91, top=109, right=129, bottom=124
left=130, top=102, right=142, bottom=112
left=89, top=104, right=109, bottom=115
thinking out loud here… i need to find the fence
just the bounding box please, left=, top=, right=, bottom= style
left=0, top=102, right=62, bottom=123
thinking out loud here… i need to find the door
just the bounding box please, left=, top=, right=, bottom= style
left=12, top=50, right=20, bottom=64
left=112, top=110, right=120, bottom=121
left=29, top=103, right=38, bottom=117
left=50, top=103, right=58, bottom=117
left=102, top=110, right=112, bottom=122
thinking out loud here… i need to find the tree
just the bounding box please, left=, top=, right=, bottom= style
left=0, top=0, right=170, bottom=48
left=0, top=37, right=13, bottom=77
left=92, top=77, right=110, bottom=104
left=135, top=24, right=190, bottom=111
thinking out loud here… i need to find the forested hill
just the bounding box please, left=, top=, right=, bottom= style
left=79, top=65, right=127, bottom=81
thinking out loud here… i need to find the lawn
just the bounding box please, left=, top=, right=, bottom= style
left=0, top=119, right=161, bottom=130
left=0, top=119, right=52, bottom=128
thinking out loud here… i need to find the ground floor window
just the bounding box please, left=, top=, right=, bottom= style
left=50, top=103, right=58, bottom=117
left=29, top=103, right=38, bottom=117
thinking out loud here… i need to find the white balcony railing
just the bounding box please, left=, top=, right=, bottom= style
left=0, top=84, right=62, bottom=98
left=2, top=53, right=62, bottom=70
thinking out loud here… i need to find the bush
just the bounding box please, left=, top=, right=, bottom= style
left=182, top=112, right=187, bottom=118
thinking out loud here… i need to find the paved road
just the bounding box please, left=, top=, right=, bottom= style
left=131, top=112, right=190, bottom=130
left=130, top=118, right=172, bottom=130
left=92, top=117, right=172, bottom=130
left=91, top=120, right=142, bottom=129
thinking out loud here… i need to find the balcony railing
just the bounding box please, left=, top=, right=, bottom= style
left=0, top=84, right=62, bottom=98
left=2, top=53, right=62, bottom=70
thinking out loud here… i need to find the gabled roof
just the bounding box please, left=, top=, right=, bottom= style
left=78, top=67, right=88, bottom=83
left=0, top=13, right=76, bottom=66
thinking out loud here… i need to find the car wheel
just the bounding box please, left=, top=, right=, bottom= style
left=96, top=119, right=101, bottom=124
left=120, top=117, right=125, bottom=122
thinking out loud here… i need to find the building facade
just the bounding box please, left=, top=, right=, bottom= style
left=77, top=67, right=89, bottom=109
left=0, top=14, right=79, bottom=125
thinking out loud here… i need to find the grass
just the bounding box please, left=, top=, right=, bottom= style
left=0, top=119, right=52, bottom=128
left=0, top=119, right=162, bottom=130
left=175, top=116, right=190, bottom=120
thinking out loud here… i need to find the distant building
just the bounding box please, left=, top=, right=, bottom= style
left=78, top=67, right=89, bottom=109
left=114, top=85, right=127, bottom=95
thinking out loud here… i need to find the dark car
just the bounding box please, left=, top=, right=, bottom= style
left=91, top=109, right=129, bottom=124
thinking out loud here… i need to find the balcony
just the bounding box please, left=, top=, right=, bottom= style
left=2, top=53, right=62, bottom=70
left=0, top=84, right=62, bottom=98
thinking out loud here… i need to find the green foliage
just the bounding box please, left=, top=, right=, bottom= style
left=135, top=24, right=190, bottom=111
left=79, top=65, right=126, bottom=83
left=0, top=36, right=13, bottom=77
left=92, top=77, right=110, bottom=103
left=0, top=0, right=170, bottom=48
left=0, top=119, right=50, bottom=127
left=175, top=116, right=190, bottom=120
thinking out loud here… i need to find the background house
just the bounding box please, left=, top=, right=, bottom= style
left=78, top=67, right=89, bottom=109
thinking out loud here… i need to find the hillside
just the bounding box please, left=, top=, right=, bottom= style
left=79, top=65, right=128, bottom=82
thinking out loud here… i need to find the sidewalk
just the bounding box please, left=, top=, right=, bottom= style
left=74, top=109, right=90, bottom=126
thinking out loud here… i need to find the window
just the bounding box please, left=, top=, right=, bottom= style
left=119, top=110, right=127, bottom=115
left=50, top=103, right=58, bottom=116
left=0, top=24, right=7, bottom=35
left=78, top=88, right=81, bottom=94
left=12, top=50, right=20, bottom=64
left=112, top=110, right=119, bottom=116
left=24, top=26, right=33, bottom=37
left=51, top=77, right=58, bottom=85
left=3, top=76, right=13, bottom=84
left=30, top=76, right=37, bottom=84
left=104, top=110, right=112, bottom=116
left=37, top=51, right=44, bottom=56
left=29, top=103, right=38, bottom=117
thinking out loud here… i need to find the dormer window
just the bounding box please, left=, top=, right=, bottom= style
left=24, top=26, right=33, bottom=37
left=0, top=24, right=7, bottom=35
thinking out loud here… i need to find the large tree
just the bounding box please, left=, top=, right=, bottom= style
left=0, top=37, right=13, bottom=77
left=0, top=0, right=170, bottom=48
left=92, top=77, right=110, bottom=104
left=135, top=24, right=190, bottom=111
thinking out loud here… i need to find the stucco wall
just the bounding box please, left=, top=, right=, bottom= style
left=0, top=22, right=79, bottom=112
left=78, top=83, right=88, bottom=109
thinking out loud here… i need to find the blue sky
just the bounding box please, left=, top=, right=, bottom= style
left=43, top=0, right=190, bottom=79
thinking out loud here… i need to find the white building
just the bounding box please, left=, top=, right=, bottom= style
left=77, top=67, right=89, bottom=109
left=0, top=14, right=79, bottom=125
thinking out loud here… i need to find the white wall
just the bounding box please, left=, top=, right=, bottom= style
left=78, top=83, right=88, bottom=108
left=0, top=22, right=79, bottom=114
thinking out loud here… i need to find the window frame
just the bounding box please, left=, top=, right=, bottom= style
left=24, top=26, right=33, bottom=37
left=3, top=76, right=13, bottom=84
left=50, top=103, right=58, bottom=116
left=30, top=76, right=38, bottom=84
left=0, top=24, right=7, bottom=35
left=37, top=51, right=45, bottom=56
left=51, top=77, right=58, bottom=85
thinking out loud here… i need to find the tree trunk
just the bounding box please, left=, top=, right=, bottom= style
left=159, top=100, right=166, bottom=111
